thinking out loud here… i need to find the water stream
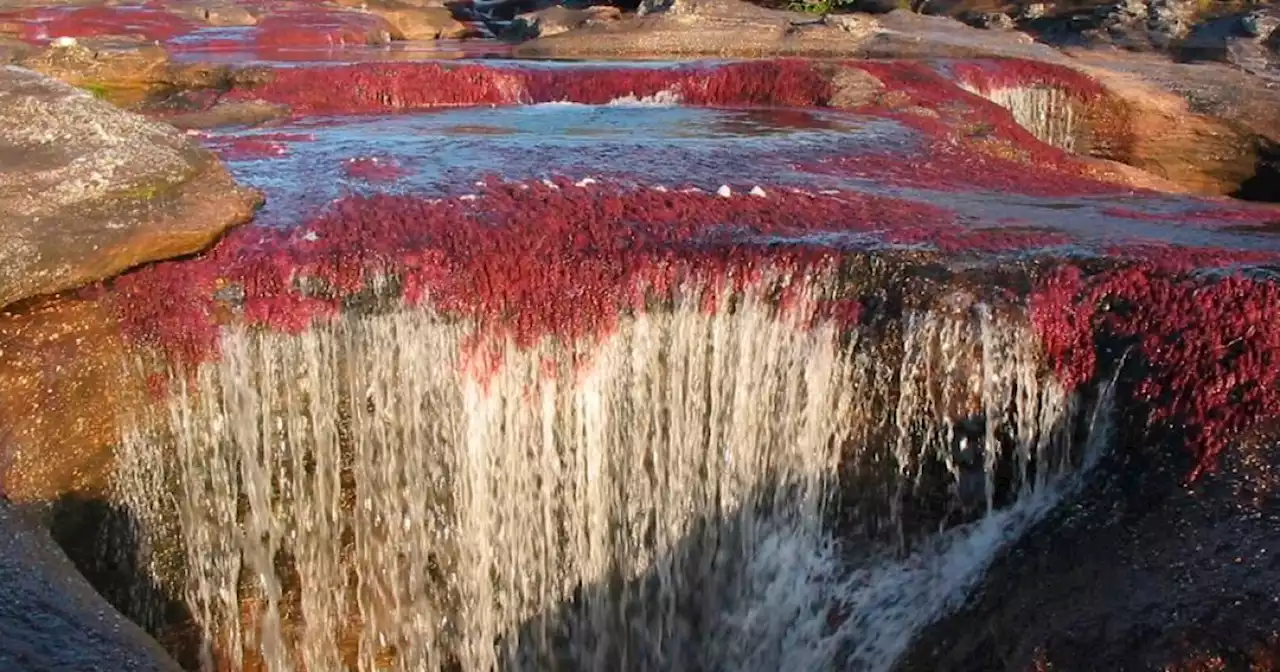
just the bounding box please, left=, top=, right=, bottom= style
left=111, top=279, right=1115, bottom=672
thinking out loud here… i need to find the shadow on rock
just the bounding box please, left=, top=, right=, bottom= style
left=898, top=421, right=1280, bottom=670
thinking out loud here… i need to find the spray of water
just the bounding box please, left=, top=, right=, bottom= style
left=111, top=273, right=1109, bottom=672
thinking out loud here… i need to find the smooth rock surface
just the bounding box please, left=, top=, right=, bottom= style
left=0, top=496, right=182, bottom=671
left=0, top=65, right=260, bottom=310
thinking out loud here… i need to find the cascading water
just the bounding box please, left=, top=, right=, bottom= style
left=110, top=273, right=1114, bottom=672
left=960, top=85, right=1080, bottom=153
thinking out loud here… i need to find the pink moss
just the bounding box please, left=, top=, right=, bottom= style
left=222, top=61, right=832, bottom=115
left=947, top=58, right=1107, bottom=101
left=252, top=7, right=393, bottom=49
left=103, top=180, right=965, bottom=368
left=1030, top=263, right=1280, bottom=478
left=16, top=5, right=195, bottom=43
left=343, top=156, right=410, bottom=182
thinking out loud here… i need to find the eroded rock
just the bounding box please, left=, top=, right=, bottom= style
left=0, top=65, right=260, bottom=310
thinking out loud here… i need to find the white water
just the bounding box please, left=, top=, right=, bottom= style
left=112, top=275, right=1108, bottom=672
left=961, top=85, right=1080, bottom=153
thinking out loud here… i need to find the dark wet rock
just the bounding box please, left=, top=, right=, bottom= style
left=847, top=0, right=907, bottom=15
left=0, top=497, right=182, bottom=671
left=0, top=65, right=260, bottom=310
left=962, top=10, right=1015, bottom=29
left=897, top=426, right=1280, bottom=671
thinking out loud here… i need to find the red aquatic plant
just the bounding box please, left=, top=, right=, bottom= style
left=104, top=180, right=962, bottom=369
left=15, top=5, right=196, bottom=43
left=224, top=62, right=525, bottom=114
left=252, top=7, right=393, bottom=49
left=804, top=138, right=1133, bottom=197
left=223, top=60, right=833, bottom=115
left=1030, top=262, right=1280, bottom=478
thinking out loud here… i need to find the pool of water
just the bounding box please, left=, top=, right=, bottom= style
left=208, top=103, right=907, bottom=226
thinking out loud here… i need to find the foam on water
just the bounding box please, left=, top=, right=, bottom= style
left=111, top=273, right=1109, bottom=671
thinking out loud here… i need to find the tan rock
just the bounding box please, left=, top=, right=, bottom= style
left=0, top=65, right=260, bottom=311
left=336, top=0, right=472, bottom=40
left=0, top=496, right=182, bottom=670
left=164, top=0, right=263, bottom=27
left=1067, top=50, right=1280, bottom=197
left=512, top=5, right=623, bottom=39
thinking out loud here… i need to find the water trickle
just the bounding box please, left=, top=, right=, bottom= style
left=961, top=85, right=1080, bottom=152
left=112, top=277, right=1111, bottom=671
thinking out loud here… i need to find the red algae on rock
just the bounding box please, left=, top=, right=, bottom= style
left=15, top=5, right=196, bottom=43
left=221, top=61, right=832, bottom=115
left=1030, top=263, right=1280, bottom=479
left=842, top=61, right=1116, bottom=194
left=103, top=180, right=961, bottom=368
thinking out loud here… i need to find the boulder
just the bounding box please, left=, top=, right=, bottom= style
left=0, top=65, right=260, bottom=310
left=0, top=496, right=182, bottom=671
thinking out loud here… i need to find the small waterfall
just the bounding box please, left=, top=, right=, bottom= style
left=111, top=274, right=1111, bottom=672
left=961, top=85, right=1080, bottom=153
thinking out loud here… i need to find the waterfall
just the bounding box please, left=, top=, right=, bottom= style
left=111, top=274, right=1112, bottom=672
left=960, top=85, right=1080, bottom=153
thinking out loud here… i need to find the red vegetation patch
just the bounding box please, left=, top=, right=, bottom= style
left=222, top=60, right=832, bottom=115
left=844, top=61, right=1115, bottom=194
left=947, top=58, right=1106, bottom=101
left=104, top=180, right=960, bottom=367
left=342, top=156, right=409, bottom=182
left=804, top=140, right=1132, bottom=197
left=15, top=5, right=195, bottom=43
left=252, top=7, right=393, bottom=50
left=1030, top=263, right=1280, bottom=478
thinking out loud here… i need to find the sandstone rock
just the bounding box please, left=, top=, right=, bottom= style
left=357, top=0, right=473, bottom=39
left=1019, top=2, right=1050, bottom=20
left=0, top=35, right=28, bottom=63
left=0, top=66, right=260, bottom=310
left=509, top=4, right=621, bottom=39
left=0, top=497, right=182, bottom=671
